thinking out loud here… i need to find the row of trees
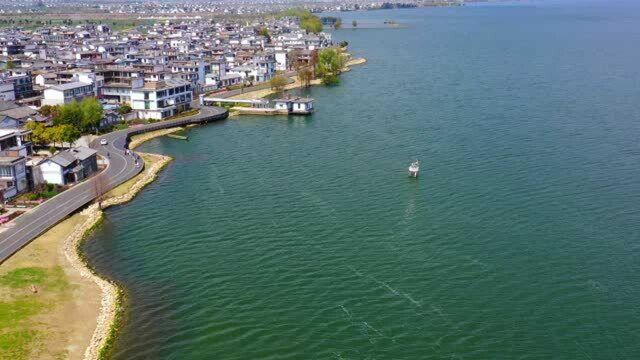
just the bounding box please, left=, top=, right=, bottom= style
left=27, top=97, right=103, bottom=148
left=26, top=122, right=80, bottom=149
left=271, top=47, right=347, bottom=92
left=317, top=16, right=357, bottom=30
left=284, top=9, right=323, bottom=34
left=52, top=97, right=103, bottom=134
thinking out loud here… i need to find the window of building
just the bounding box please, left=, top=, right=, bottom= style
left=0, top=166, right=13, bottom=177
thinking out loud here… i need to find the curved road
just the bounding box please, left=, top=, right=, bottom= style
left=0, top=106, right=228, bottom=263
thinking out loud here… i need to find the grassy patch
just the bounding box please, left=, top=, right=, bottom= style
left=164, top=109, right=199, bottom=120
left=0, top=297, right=44, bottom=330
left=0, top=267, right=68, bottom=292
left=0, top=329, right=38, bottom=360
left=0, top=266, right=70, bottom=359
left=104, top=153, right=165, bottom=198
left=0, top=268, right=47, bottom=289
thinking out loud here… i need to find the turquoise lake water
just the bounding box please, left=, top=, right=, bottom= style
left=84, top=1, right=640, bottom=359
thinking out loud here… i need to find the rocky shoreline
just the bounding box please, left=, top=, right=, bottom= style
left=63, top=149, right=172, bottom=360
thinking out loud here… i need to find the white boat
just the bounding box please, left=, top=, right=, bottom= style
left=408, top=160, right=420, bottom=177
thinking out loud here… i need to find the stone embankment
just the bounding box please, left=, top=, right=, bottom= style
left=62, top=153, right=172, bottom=360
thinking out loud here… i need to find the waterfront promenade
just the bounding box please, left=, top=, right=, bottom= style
left=0, top=105, right=228, bottom=264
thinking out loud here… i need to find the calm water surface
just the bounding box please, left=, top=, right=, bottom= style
left=84, top=2, right=640, bottom=359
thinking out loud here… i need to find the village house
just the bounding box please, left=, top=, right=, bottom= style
left=273, top=97, right=315, bottom=114
left=42, top=81, right=96, bottom=106
left=0, top=128, right=32, bottom=199
left=39, top=147, right=98, bottom=185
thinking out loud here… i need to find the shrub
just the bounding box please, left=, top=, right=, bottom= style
left=321, top=74, right=340, bottom=85
left=117, top=104, right=132, bottom=115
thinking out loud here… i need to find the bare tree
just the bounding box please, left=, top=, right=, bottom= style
left=93, top=173, right=106, bottom=209
left=297, top=65, right=313, bottom=88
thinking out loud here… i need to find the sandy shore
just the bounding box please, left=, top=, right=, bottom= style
left=128, top=127, right=182, bottom=150
left=343, top=57, right=367, bottom=71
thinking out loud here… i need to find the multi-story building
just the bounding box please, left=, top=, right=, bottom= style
left=42, top=82, right=96, bottom=106
left=252, top=53, right=276, bottom=79
left=131, top=80, right=192, bottom=120
left=170, top=60, right=210, bottom=90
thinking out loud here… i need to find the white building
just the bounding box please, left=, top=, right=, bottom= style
left=273, top=97, right=314, bottom=114
left=39, top=147, right=98, bottom=185
left=131, top=80, right=192, bottom=120
left=275, top=51, right=288, bottom=71
left=42, top=82, right=96, bottom=106
left=74, top=72, right=103, bottom=97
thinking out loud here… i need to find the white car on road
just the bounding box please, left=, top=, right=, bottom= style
left=100, top=138, right=108, bottom=145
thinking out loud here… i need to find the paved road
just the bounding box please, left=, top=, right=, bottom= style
left=0, top=106, right=228, bottom=264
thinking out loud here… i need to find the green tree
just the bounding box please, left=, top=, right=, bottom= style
left=79, top=97, right=103, bottom=133
left=44, top=126, right=61, bottom=148
left=53, top=100, right=82, bottom=129
left=258, top=27, right=271, bottom=42
left=302, top=17, right=323, bottom=33
left=316, top=48, right=346, bottom=84
left=269, top=75, right=288, bottom=92
left=57, top=124, right=80, bottom=147
left=352, top=20, right=358, bottom=28
left=25, top=121, right=47, bottom=145
left=334, top=19, right=342, bottom=30
left=38, top=105, right=60, bottom=118
left=117, top=104, right=132, bottom=115
left=285, top=9, right=323, bottom=34
left=5, top=59, right=15, bottom=69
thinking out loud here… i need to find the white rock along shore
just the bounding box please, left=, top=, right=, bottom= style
left=61, top=152, right=172, bottom=360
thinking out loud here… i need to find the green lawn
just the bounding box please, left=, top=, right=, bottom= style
left=0, top=267, right=69, bottom=360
